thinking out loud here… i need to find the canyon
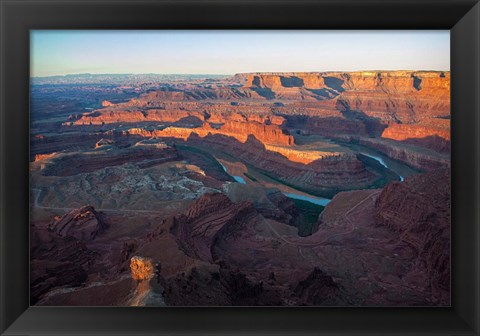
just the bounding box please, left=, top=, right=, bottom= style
left=30, top=71, right=450, bottom=306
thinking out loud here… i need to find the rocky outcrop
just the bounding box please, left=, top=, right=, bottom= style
left=130, top=256, right=157, bottom=281
left=49, top=205, right=108, bottom=242
left=170, top=193, right=257, bottom=262
left=125, top=256, right=166, bottom=306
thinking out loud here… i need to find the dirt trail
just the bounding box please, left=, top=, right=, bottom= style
left=265, top=191, right=381, bottom=248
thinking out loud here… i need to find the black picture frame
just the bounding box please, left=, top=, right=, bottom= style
left=1, top=0, right=479, bottom=335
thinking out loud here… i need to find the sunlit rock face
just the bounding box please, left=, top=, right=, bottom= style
left=243, top=71, right=449, bottom=119
left=381, top=121, right=450, bottom=153
left=128, top=256, right=167, bottom=306
left=134, top=120, right=295, bottom=147
left=130, top=256, right=156, bottom=281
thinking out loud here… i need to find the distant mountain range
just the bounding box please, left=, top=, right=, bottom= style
left=31, top=73, right=230, bottom=85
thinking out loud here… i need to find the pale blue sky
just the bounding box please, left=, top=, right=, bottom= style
left=30, top=30, right=450, bottom=77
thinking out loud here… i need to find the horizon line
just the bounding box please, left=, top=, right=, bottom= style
left=31, top=69, right=451, bottom=79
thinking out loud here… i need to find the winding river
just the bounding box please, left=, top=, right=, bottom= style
left=359, top=152, right=405, bottom=181
left=215, top=147, right=413, bottom=207
left=218, top=162, right=331, bottom=205
left=282, top=193, right=330, bottom=206
left=219, top=163, right=247, bottom=184
left=201, top=143, right=413, bottom=208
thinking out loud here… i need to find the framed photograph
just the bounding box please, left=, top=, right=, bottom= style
left=1, top=0, right=479, bottom=335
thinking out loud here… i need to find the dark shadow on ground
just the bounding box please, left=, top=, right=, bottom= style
left=324, top=76, right=345, bottom=92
